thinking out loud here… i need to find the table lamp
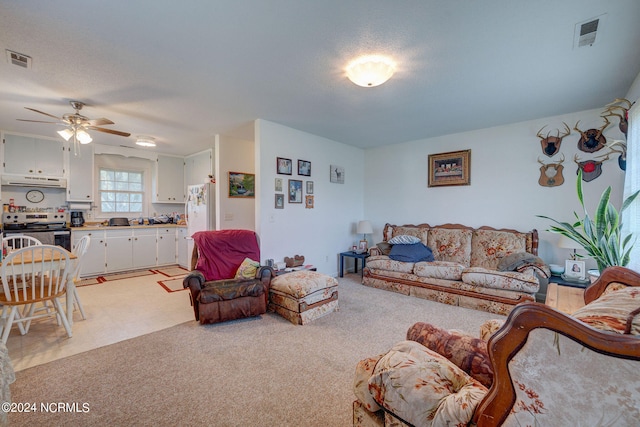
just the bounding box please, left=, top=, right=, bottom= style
left=557, top=235, right=583, bottom=260
left=356, top=220, right=373, bottom=253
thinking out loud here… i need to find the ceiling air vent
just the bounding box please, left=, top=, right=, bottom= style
left=574, top=14, right=607, bottom=48
left=6, top=49, right=31, bottom=68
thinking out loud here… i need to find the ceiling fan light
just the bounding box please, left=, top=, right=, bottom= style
left=136, top=136, right=156, bottom=147
left=57, top=128, right=74, bottom=141
left=76, top=129, right=92, bottom=144
left=346, top=55, right=396, bottom=87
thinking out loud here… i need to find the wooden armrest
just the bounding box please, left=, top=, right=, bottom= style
left=584, top=266, right=640, bottom=304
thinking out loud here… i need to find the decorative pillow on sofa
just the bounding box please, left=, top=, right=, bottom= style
left=406, top=322, right=494, bottom=387
left=389, top=242, right=434, bottom=263
left=234, top=257, right=260, bottom=279
left=388, top=235, right=421, bottom=245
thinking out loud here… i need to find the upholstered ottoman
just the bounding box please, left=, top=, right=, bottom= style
left=269, top=270, right=339, bottom=325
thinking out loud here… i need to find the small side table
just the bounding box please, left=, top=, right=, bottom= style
left=548, top=274, right=589, bottom=289
left=339, top=251, right=369, bottom=277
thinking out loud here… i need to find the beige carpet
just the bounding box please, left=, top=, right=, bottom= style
left=8, top=274, right=503, bottom=426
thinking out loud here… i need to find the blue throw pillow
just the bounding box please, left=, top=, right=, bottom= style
left=389, top=243, right=434, bottom=263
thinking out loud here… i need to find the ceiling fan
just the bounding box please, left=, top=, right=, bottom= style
left=17, top=100, right=131, bottom=149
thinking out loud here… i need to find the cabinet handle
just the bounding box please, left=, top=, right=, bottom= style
left=29, top=169, right=34, bottom=173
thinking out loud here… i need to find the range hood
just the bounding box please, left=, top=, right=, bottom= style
left=1, top=175, right=67, bottom=188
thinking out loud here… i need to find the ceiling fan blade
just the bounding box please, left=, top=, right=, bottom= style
left=86, top=118, right=114, bottom=126
left=24, top=107, right=62, bottom=120
left=17, top=119, right=60, bottom=123
left=87, top=126, right=131, bottom=137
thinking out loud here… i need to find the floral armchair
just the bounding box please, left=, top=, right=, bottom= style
left=353, top=266, right=640, bottom=426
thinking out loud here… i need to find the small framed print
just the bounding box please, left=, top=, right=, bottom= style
left=428, top=149, right=471, bottom=187
left=288, top=179, right=303, bottom=203
left=564, top=260, right=586, bottom=280
left=275, top=178, right=283, bottom=192
left=306, top=181, right=314, bottom=194
left=330, top=165, right=344, bottom=183
left=277, top=157, right=292, bottom=175
left=305, top=195, right=314, bottom=209
left=298, top=159, right=311, bottom=176
left=275, top=194, right=284, bottom=209
left=228, top=172, right=255, bottom=198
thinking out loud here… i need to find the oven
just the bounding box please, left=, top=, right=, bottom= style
left=2, top=212, right=72, bottom=251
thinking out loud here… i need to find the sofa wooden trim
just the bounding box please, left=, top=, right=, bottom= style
left=474, top=266, right=640, bottom=426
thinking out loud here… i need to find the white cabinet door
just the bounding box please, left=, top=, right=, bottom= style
left=132, top=229, right=157, bottom=268
left=154, top=155, right=184, bottom=203
left=177, top=227, right=188, bottom=268
left=157, top=228, right=177, bottom=265
left=105, top=230, right=134, bottom=272
left=185, top=149, right=213, bottom=186
left=67, top=143, right=94, bottom=201
left=72, top=230, right=106, bottom=277
left=2, top=133, right=65, bottom=176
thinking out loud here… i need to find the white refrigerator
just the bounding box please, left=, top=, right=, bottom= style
left=185, top=183, right=216, bottom=268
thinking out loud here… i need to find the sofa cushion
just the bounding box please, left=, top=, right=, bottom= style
left=198, top=279, right=265, bottom=303
left=461, top=267, right=539, bottom=293
left=470, top=229, right=528, bottom=269
left=413, top=261, right=465, bottom=281
left=428, top=227, right=472, bottom=266
left=406, top=322, right=493, bottom=388
left=366, top=255, right=415, bottom=274
left=572, top=287, right=640, bottom=335
left=391, top=226, right=429, bottom=246
left=388, top=234, right=421, bottom=245
left=389, top=242, right=434, bottom=262
left=368, top=340, right=488, bottom=427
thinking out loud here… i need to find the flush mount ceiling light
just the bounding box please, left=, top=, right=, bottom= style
left=346, top=55, right=396, bottom=87
left=135, top=136, right=156, bottom=147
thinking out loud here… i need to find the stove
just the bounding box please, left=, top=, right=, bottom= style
left=2, top=212, right=71, bottom=250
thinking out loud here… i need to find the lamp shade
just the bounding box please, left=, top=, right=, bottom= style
left=557, top=235, right=583, bottom=250
left=356, top=220, right=373, bottom=235
left=346, top=55, right=396, bottom=87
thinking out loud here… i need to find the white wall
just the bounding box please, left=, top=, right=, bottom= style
left=216, top=134, right=255, bottom=230
left=364, top=108, right=626, bottom=269
left=256, top=119, right=365, bottom=275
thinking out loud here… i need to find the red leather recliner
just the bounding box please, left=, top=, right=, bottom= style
left=182, top=229, right=274, bottom=324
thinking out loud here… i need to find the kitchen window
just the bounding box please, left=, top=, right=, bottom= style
left=99, top=168, right=144, bottom=213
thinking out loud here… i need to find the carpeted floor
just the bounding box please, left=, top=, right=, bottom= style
left=8, top=274, right=503, bottom=426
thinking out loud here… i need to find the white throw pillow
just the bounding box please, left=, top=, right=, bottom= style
left=388, top=235, right=421, bottom=245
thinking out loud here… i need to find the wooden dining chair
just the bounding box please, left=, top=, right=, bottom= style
left=68, top=235, right=91, bottom=320
left=0, top=245, right=73, bottom=343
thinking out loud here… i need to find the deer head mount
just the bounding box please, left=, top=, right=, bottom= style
left=602, top=98, right=632, bottom=137
left=574, top=117, right=609, bottom=153
left=574, top=153, right=610, bottom=182
left=536, top=122, right=570, bottom=157
left=537, top=154, right=565, bottom=187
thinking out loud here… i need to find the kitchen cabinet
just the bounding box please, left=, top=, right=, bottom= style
left=177, top=227, right=189, bottom=268
left=157, top=227, right=177, bottom=265
left=154, top=154, right=184, bottom=203
left=67, top=142, right=94, bottom=202
left=185, top=149, right=213, bottom=186
left=105, top=229, right=134, bottom=272
left=72, top=230, right=106, bottom=276
left=2, top=132, right=65, bottom=177
left=133, top=228, right=157, bottom=268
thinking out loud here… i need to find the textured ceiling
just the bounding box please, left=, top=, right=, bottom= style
left=0, top=0, right=639, bottom=156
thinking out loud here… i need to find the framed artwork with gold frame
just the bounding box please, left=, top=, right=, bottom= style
left=428, top=149, right=471, bottom=187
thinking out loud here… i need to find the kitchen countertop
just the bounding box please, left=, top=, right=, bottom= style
left=72, top=223, right=186, bottom=231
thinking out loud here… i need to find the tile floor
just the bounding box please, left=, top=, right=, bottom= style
left=4, top=270, right=194, bottom=371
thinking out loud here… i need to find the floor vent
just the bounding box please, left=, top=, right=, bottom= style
left=6, top=49, right=32, bottom=68
left=574, top=14, right=607, bottom=48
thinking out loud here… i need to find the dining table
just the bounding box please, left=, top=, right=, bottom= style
left=1, top=246, right=78, bottom=327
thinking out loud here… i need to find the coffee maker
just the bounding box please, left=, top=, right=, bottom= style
left=70, top=211, right=85, bottom=227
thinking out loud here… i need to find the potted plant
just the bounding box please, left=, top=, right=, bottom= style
left=538, top=170, right=639, bottom=272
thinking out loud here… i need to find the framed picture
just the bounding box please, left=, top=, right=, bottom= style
left=275, top=194, right=284, bottom=209
left=277, top=157, right=292, bottom=175
left=565, top=260, right=586, bottom=280
left=427, top=149, right=471, bottom=187
left=358, top=240, right=368, bottom=253
left=298, top=159, right=311, bottom=176
left=306, top=181, right=314, bottom=194
left=228, top=172, right=255, bottom=198
left=288, top=179, right=303, bottom=203
left=275, top=178, right=283, bottom=192
left=330, top=165, right=344, bottom=184
left=305, top=195, right=314, bottom=209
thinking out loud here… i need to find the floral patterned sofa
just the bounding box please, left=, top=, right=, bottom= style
left=353, top=266, right=640, bottom=426
left=363, top=223, right=548, bottom=315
